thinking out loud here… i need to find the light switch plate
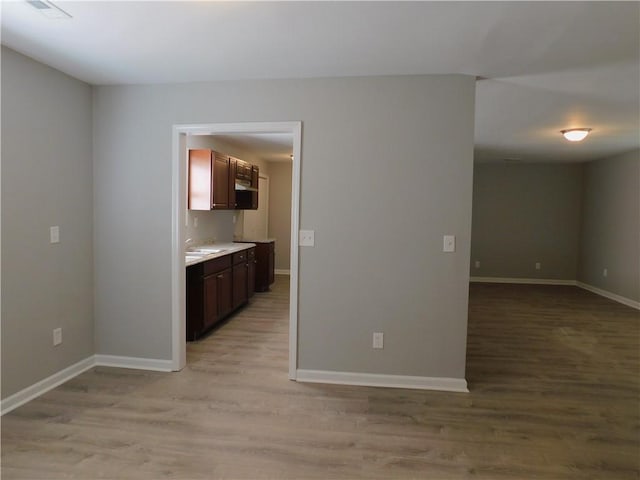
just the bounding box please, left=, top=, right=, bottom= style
left=50, top=226, right=60, bottom=244
left=443, top=235, right=455, bottom=252
left=373, top=332, right=384, bottom=349
left=53, top=328, right=62, bottom=346
left=299, top=230, right=315, bottom=247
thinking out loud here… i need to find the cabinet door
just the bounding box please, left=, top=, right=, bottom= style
left=250, top=166, right=259, bottom=210
left=188, top=150, right=213, bottom=210
left=233, top=262, right=248, bottom=309
left=247, top=249, right=256, bottom=298
left=212, top=153, right=230, bottom=209
left=203, top=273, right=219, bottom=330
left=216, top=268, right=233, bottom=318
left=267, top=242, right=275, bottom=286
left=186, top=264, right=204, bottom=341
left=228, top=157, right=237, bottom=209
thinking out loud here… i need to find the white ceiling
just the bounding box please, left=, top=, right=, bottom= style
left=2, top=1, right=638, bottom=163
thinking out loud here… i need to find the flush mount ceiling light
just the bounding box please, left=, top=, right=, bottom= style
left=26, top=0, right=72, bottom=19
left=561, top=128, right=592, bottom=142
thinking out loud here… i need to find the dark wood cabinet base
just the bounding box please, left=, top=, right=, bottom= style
left=186, top=246, right=256, bottom=341
left=237, top=240, right=275, bottom=292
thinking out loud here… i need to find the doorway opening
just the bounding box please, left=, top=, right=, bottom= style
left=171, top=122, right=302, bottom=379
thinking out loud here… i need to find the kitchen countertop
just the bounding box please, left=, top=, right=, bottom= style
left=185, top=242, right=256, bottom=267
left=234, top=237, right=276, bottom=243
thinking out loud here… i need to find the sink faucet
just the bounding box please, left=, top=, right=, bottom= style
left=185, top=238, right=193, bottom=248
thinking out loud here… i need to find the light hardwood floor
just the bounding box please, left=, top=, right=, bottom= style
left=2, top=278, right=639, bottom=479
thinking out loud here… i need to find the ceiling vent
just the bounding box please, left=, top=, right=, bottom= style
left=26, top=0, right=72, bottom=19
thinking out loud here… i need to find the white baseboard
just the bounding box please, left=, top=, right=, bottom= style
left=296, top=369, right=468, bottom=393
left=2, top=354, right=174, bottom=416
left=470, top=276, right=577, bottom=286
left=274, top=269, right=290, bottom=275
left=0, top=356, right=95, bottom=416
left=576, top=282, right=640, bottom=310
left=94, top=355, right=174, bottom=372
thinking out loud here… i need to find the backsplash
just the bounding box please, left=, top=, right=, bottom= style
left=186, top=210, right=240, bottom=246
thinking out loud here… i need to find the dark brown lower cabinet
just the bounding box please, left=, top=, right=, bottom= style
left=216, top=268, right=233, bottom=319
left=254, top=241, right=275, bottom=292
left=202, top=273, right=218, bottom=332
left=187, top=247, right=256, bottom=341
left=232, top=263, right=247, bottom=310
left=247, top=248, right=256, bottom=298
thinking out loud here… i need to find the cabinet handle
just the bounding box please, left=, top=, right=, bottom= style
left=217, top=274, right=224, bottom=279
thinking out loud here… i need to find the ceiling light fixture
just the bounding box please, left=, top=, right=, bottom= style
left=26, top=0, right=72, bottom=19
left=561, top=128, right=592, bottom=142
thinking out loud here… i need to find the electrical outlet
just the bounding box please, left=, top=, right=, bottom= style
left=443, top=235, right=455, bottom=252
left=373, top=332, right=384, bottom=349
left=535, top=262, right=541, bottom=270
left=603, top=268, right=608, bottom=277
left=50, top=226, right=60, bottom=244
left=299, top=230, right=315, bottom=247
left=474, top=260, right=480, bottom=269
left=53, top=328, right=62, bottom=346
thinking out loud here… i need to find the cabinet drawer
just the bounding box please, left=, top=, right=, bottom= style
left=203, top=255, right=232, bottom=275
left=232, top=250, right=248, bottom=265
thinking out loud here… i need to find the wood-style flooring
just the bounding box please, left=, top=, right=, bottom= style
left=2, top=278, right=639, bottom=479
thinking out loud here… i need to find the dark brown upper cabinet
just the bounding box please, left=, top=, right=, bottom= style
left=250, top=165, right=259, bottom=210
left=188, top=149, right=259, bottom=211
left=188, top=149, right=230, bottom=210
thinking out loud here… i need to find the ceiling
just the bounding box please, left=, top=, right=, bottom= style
left=2, top=1, right=638, bottom=163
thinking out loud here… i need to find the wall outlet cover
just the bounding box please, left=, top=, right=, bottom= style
left=443, top=235, right=455, bottom=252
left=50, top=226, right=60, bottom=244
left=299, top=230, right=315, bottom=247
left=53, top=328, right=62, bottom=346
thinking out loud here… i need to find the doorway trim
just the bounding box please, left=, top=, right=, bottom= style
left=171, top=121, right=302, bottom=379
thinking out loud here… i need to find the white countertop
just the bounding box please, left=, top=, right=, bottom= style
left=185, top=242, right=256, bottom=267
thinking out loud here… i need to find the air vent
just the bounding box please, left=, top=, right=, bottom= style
left=26, top=0, right=72, bottom=19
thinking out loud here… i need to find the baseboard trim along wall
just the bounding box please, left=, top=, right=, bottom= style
left=274, top=269, right=290, bottom=275
left=0, top=356, right=95, bottom=416
left=470, top=276, right=576, bottom=286
left=470, top=277, right=639, bottom=310
left=576, top=282, right=640, bottom=310
left=296, top=369, right=469, bottom=393
left=94, top=355, right=174, bottom=372
left=1, top=355, right=174, bottom=416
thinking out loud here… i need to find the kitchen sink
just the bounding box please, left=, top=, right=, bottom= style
left=189, top=248, right=226, bottom=254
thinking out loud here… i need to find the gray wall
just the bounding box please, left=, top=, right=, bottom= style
left=93, top=75, right=475, bottom=379
left=1, top=48, right=94, bottom=398
left=267, top=162, right=292, bottom=271
left=470, top=163, right=583, bottom=280
left=578, top=150, right=640, bottom=301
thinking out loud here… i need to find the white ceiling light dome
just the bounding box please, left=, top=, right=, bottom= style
left=561, top=128, right=592, bottom=142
